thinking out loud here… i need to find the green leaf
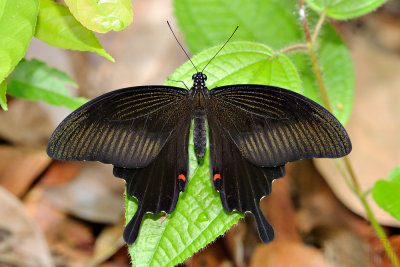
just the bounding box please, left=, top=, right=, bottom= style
left=305, top=0, right=388, bottom=20
left=7, top=58, right=88, bottom=109
left=35, top=0, right=114, bottom=62
left=0, top=80, right=7, bottom=111
left=174, top=0, right=354, bottom=125
left=0, top=0, right=39, bottom=84
left=372, top=165, right=400, bottom=222
left=64, top=0, right=133, bottom=33
left=126, top=41, right=302, bottom=266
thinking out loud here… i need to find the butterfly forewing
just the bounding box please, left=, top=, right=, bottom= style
left=47, top=86, right=191, bottom=169
left=208, top=84, right=352, bottom=167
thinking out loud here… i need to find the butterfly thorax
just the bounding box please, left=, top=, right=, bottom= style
left=190, top=72, right=209, bottom=160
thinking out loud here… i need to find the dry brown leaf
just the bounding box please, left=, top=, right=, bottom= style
left=261, top=165, right=301, bottom=242
left=42, top=162, right=125, bottom=224
left=40, top=161, right=81, bottom=187
left=317, top=228, right=369, bottom=267
left=0, top=100, right=53, bottom=147
left=292, top=161, right=374, bottom=240
left=187, top=238, right=233, bottom=267
left=249, top=241, right=330, bottom=267
left=0, top=145, right=51, bottom=197
left=86, top=217, right=125, bottom=267
left=0, top=186, right=53, bottom=267
left=24, top=186, right=96, bottom=267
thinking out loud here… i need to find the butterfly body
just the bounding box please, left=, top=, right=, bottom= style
left=47, top=71, right=351, bottom=245
left=190, top=73, right=209, bottom=159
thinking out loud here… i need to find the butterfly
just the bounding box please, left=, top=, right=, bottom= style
left=47, top=26, right=352, bottom=245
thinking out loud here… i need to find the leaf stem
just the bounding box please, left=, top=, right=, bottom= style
left=299, top=1, right=400, bottom=266
left=280, top=44, right=308, bottom=54
left=312, top=11, right=326, bottom=43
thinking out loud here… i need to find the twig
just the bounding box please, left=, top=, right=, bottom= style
left=299, top=1, right=400, bottom=266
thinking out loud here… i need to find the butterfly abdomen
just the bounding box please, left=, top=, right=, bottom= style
left=193, top=109, right=206, bottom=159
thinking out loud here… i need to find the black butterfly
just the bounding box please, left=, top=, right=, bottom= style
left=47, top=27, right=351, bottom=245
left=47, top=70, right=351, bottom=244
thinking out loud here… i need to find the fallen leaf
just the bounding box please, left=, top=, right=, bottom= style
left=24, top=186, right=95, bottom=266
left=42, top=162, right=125, bottom=224
left=0, top=145, right=51, bottom=197
left=249, top=241, right=330, bottom=267
left=0, top=100, right=53, bottom=147
left=187, top=238, right=233, bottom=267
left=40, top=161, right=81, bottom=186
left=0, top=186, right=53, bottom=267
left=86, top=217, right=125, bottom=267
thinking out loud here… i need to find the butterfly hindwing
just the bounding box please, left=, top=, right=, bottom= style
left=208, top=84, right=352, bottom=167
left=47, top=86, right=191, bottom=169
left=208, top=115, right=285, bottom=243
left=113, top=117, right=191, bottom=244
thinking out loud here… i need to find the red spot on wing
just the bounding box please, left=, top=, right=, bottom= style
left=213, top=174, right=221, bottom=181
left=178, top=174, right=186, bottom=182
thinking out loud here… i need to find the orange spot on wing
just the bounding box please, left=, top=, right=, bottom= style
left=178, top=174, right=186, bottom=182
left=213, top=174, right=221, bottom=181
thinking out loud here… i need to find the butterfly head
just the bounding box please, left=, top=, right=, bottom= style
left=192, top=72, right=207, bottom=87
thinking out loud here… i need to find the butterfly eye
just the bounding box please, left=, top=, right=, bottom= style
left=192, top=74, right=196, bottom=80
left=202, top=74, right=207, bottom=81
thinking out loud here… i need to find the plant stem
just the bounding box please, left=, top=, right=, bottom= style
left=334, top=159, right=355, bottom=193
left=299, top=1, right=332, bottom=111
left=299, top=1, right=400, bottom=265
left=307, top=41, right=333, bottom=111
left=344, top=157, right=399, bottom=266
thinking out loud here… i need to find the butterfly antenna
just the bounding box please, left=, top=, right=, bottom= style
left=167, top=21, right=199, bottom=73
left=201, top=26, right=239, bottom=72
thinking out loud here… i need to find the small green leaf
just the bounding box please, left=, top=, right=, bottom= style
left=7, top=58, right=88, bottom=109
left=64, top=0, right=133, bottom=33
left=305, top=0, right=388, bottom=20
left=0, top=80, right=7, bottom=111
left=126, top=41, right=302, bottom=267
left=372, top=165, right=400, bottom=222
left=388, top=165, right=400, bottom=181
left=0, top=0, right=39, bottom=84
left=174, top=0, right=354, bottom=125
left=35, top=0, right=114, bottom=62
